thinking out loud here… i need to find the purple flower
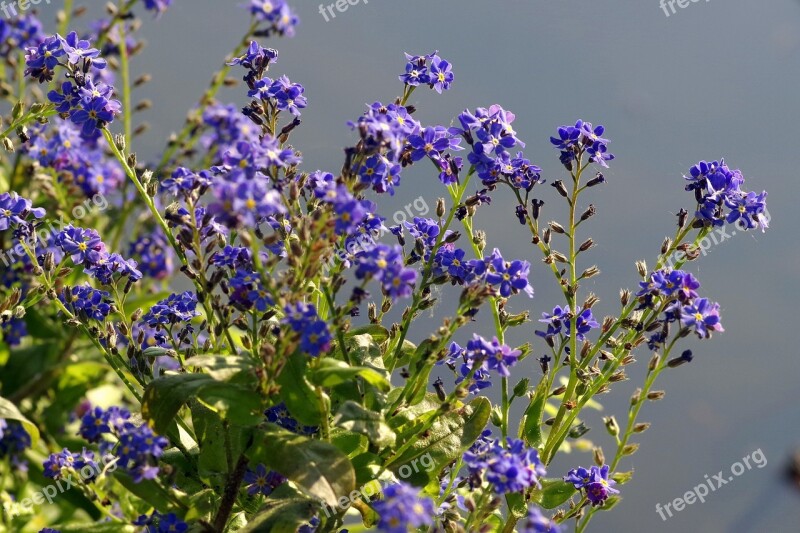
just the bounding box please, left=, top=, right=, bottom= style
left=282, top=303, right=331, bottom=357
left=0, top=192, right=45, bottom=231
left=55, top=226, right=104, bottom=263
left=466, top=334, right=522, bottom=378
left=142, top=292, right=200, bottom=327
left=519, top=507, right=561, bottom=533
left=62, top=285, right=112, bottom=321
left=486, top=249, right=534, bottom=298
left=564, top=465, right=619, bottom=506
left=429, top=55, right=454, bottom=93
left=244, top=463, right=286, bottom=496
left=680, top=298, right=724, bottom=338
left=62, top=31, right=106, bottom=68
left=373, top=482, right=435, bottom=533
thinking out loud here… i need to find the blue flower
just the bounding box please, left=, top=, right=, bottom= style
left=62, top=285, right=112, bottom=321
left=429, top=55, right=454, bottom=93
left=373, top=482, right=435, bottom=533
left=486, top=249, right=534, bottom=298
left=142, top=0, right=172, bottom=17
left=143, top=292, right=200, bottom=327
left=0, top=192, right=45, bottom=231
left=265, top=402, right=318, bottom=435
left=282, top=303, right=331, bottom=356
left=465, top=436, right=545, bottom=494
left=244, top=463, right=286, bottom=496
left=519, top=507, right=561, bottom=533
left=564, top=465, right=619, bottom=506
left=680, top=298, right=723, bottom=338
left=62, top=31, right=106, bottom=68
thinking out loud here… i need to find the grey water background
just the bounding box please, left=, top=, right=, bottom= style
left=31, top=0, right=800, bottom=531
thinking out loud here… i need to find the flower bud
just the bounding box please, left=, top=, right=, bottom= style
left=551, top=180, right=569, bottom=198
left=604, top=416, right=619, bottom=437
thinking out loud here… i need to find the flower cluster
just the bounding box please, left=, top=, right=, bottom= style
left=372, top=482, right=435, bottom=533
left=61, top=284, right=113, bottom=321
left=25, top=32, right=119, bottom=137
left=519, top=507, right=562, bottom=533
left=134, top=511, right=189, bottom=533
left=550, top=120, right=614, bottom=170
left=282, top=302, right=332, bottom=356
left=399, top=52, right=454, bottom=94
left=536, top=305, right=600, bottom=343
left=26, top=119, right=125, bottom=197
left=77, top=405, right=168, bottom=483
left=684, top=159, right=768, bottom=230
left=142, top=292, right=200, bottom=327
left=450, top=105, right=538, bottom=189
left=249, top=0, right=300, bottom=37
left=56, top=225, right=142, bottom=285
left=0, top=14, right=43, bottom=53
left=464, top=435, right=546, bottom=493
left=564, top=465, right=619, bottom=506
left=0, top=192, right=45, bottom=233
left=637, top=268, right=723, bottom=343
left=43, top=447, right=101, bottom=482
left=0, top=420, right=32, bottom=470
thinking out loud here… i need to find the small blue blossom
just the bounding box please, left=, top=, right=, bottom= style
left=680, top=298, right=723, bottom=339
left=244, top=463, right=286, bottom=496
left=372, top=482, right=435, bottom=533
left=519, top=507, right=561, bottom=533
left=564, top=465, right=619, bottom=506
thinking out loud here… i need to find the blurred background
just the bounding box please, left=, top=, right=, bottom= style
left=27, top=0, right=800, bottom=531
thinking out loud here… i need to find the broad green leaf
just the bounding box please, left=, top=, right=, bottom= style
left=505, top=492, right=527, bottom=519
left=387, top=397, right=490, bottom=485
left=142, top=374, right=216, bottom=433
left=350, top=452, right=382, bottom=486
left=142, top=374, right=261, bottom=434
left=52, top=524, right=134, bottom=533
left=276, top=353, right=325, bottom=426
left=0, top=396, right=39, bottom=446
left=247, top=424, right=356, bottom=507
left=534, top=479, right=577, bottom=509
left=184, top=355, right=254, bottom=382
left=347, top=325, right=390, bottom=343
left=332, top=401, right=396, bottom=449
left=309, top=358, right=390, bottom=392
left=522, top=379, right=548, bottom=448
left=240, top=486, right=319, bottom=532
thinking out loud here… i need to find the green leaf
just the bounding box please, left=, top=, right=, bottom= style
left=240, top=486, right=319, bottom=532
left=347, top=325, right=390, bottom=343
left=247, top=424, right=356, bottom=507
left=332, top=401, right=396, bottom=449
left=142, top=374, right=215, bottom=433
left=0, top=395, right=39, bottom=447
left=522, top=379, right=548, bottom=448
left=51, top=524, right=134, bottom=533
left=309, top=358, right=390, bottom=392
left=142, top=374, right=261, bottom=434
left=534, top=479, right=577, bottom=509
left=184, top=355, right=254, bottom=382
left=276, top=353, right=325, bottom=426
left=388, top=397, right=491, bottom=485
